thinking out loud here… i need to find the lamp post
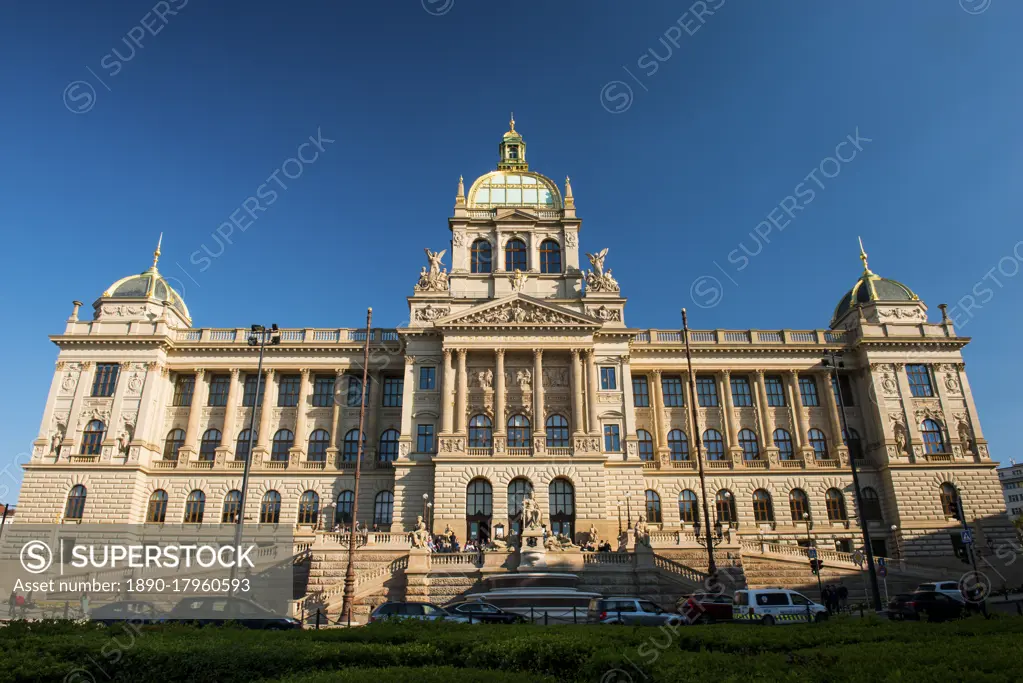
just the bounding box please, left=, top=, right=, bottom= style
left=682, top=309, right=717, bottom=576
left=426, top=502, right=433, bottom=534
left=616, top=501, right=622, bottom=535
left=624, top=493, right=632, bottom=529
left=422, top=493, right=430, bottom=520
left=230, top=324, right=280, bottom=595
left=890, top=524, right=900, bottom=561
left=822, top=350, right=882, bottom=612
left=803, top=512, right=824, bottom=603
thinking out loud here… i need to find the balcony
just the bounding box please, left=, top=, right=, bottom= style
left=922, top=452, right=954, bottom=463
left=467, top=447, right=492, bottom=457
left=741, top=459, right=768, bottom=469
left=173, top=327, right=400, bottom=346
left=642, top=461, right=658, bottom=469
left=706, top=460, right=731, bottom=469
left=670, top=460, right=696, bottom=470
left=506, top=447, right=532, bottom=457
left=264, top=460, right=289, bottom=470
left=68, top=455, right=99, bottom=464
left=546, top=447, right=573, bottom=457
left=631, top=328, right=848, bottom=347
left=151, top=459, right=178, bottom=469
left=778, top=459, right=804, bottom=469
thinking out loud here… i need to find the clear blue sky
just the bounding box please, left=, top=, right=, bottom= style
left=1, top=1, right=1021, bottom=503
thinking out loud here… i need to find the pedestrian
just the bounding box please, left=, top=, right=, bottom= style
left=837, top=585, right=848, bottom=612
left=80, top=592, right=90, bottom=619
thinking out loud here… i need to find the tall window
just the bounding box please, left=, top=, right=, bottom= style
left=163, top=428, right=185, bottom=461
left=799, top=376, right=820, bottom=406
left=199, top=428, right=221, bottom=461
left=91, top=363, right=119, bottom=397
left=939, top=483, right=960, bottom=518
left=764, top=375, right=786, bottom=406
left=637, top=429, right=654, bottom=460
left=146, top=490, right=168, bottom=523
left=678, top=490, right=699, bottom=524
left=508, top=478, right=534, bottom=534
left=738, top=428, right=760, bottom=460
left=825, top=488, right=847, bottom=522
left=235, top=429, right=255, bottom=462
left=906, top=364, right=934, bottom=397
left=730, top=376, right=753, bottom=407
left=242, top=373, right=264, bottom=407
left=831, top=374, right=856, bottom=407
left=466, top=479, right=493, bottom=541
left=308, top=429, right=331, bottom=462
left=921, top=419, right=946, bottom=454
left=277, top=374, right=300, bottom=407
left=342, top=429, right=363, bottom=462
left=382, top=377, right=403, bottom=407
left=470, top=239, right=492, bottom=273
left=271, top=429, right=294, bottom=461
left=207, top=374, right=230, bottom=406
left=667, top=429, right=689, bottom=461
left=844, top=428, right=863, bottom=460
left=774, top=429, right=794, bottom=460
left=861, top=487, right=883, bottom=522
left=808, top=428, right=829, bottom=460
left=715, top=490, right=736, bottom=525
left=346, top=376, right=370, bottom=407
left=662, top=375, right=684, bottom=407
left=539, top=239, right=561, bottom=273
left=298, top=491, right=320, bottom=526
left=173, top=374, right=195, bottom=406
left=222, top=490, right=242, bottom=523
left=695, top=376, right=718, bottom=407
left=600, top=367, right=618, bottom=391
left=505, top=238, right=527, bottom=271
left=81, top=420, right=106, bottom=455
left=752, top=489, right=774, bottom=523
left=260, top=490, right=281, bottom=524
left=416, top=424, right=435, bottom=453
left=183, top=490, right=206, bottom=524
left=632, top=376, right=650, bottom=407
left=548, top=479, right=574, bottom=537
left=703, top=429, right=724, bottom=460
left=603, top=424, right=621, bottom=452
left=65, top=485, right=87, bottom=521
left=335, top=490, right=354, bottom=526
left=419, top=366, right=436, bottom=390
left=545, top=415, right=569, bottom=448
left=312, top=375, right=335, bottom=407
left=645, top=490, right=663, bottom=524
left=378, top=429, right=400, bottom=462
left=374, top=491, right=394, bottom=528
left=469, top=415, right=493, bottom=448
left=507, top=415, right=531, bottom=448
left=789, top=489, right=810, bottom=521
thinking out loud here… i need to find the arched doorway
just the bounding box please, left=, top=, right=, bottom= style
left=548, top=478, right=575, bottom=539
left=466, top=478, right=493, bottom=542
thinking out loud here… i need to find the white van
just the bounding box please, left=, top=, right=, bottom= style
left=733, top=589, right=828, bottom=625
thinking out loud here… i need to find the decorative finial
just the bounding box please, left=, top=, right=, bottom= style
left=858, top=236, right=872, bottom=275
left=565, top=176, right=573, bottom=199
left=509, top=112, right=515, bottom=133
left=152, top=232, right=163, bottom=269
left=457, top=175, right=464, bottom=198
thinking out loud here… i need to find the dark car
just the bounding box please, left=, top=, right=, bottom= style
left=89, top=600, right=163, bottom=626
left=446, top=600, right=527, bottom=624
left=167, top=596, right=301, bottom=629
left=368, top=601, right=469, bottom=624
left=898, top=591, right=969, bottom=622
left=886, top=593, right=916, bottom=621
left=677, top=593, right=733, bottom=624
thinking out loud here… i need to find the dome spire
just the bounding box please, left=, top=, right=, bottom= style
left=509, top=112, right=515, bottom=133
left=497, top=114, right=527, bottom=171
left=152, top=232, right=163, bottom=270
left=858, top=236, right=872, bottom=275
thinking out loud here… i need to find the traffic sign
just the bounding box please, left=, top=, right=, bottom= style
left=851, top=549, right=864, bottom=567
left=877, top=556, right=886, bottom=567
left=878, top=564, right=888, bottom=578
left=807, top=547, right=818, bottom=559
left=961, top=529, right=974, bottom=545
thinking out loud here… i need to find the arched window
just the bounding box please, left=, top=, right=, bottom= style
left=199, top=428, right=221, bottom=461
left=298, top=490, right=320, bottom=525
left=844, top=428, right=863, bottom=460
left=65, top=484, right=87, bottom=521
left=703, top=429, right=724, bottom=460
left=271, top=429, right=294, bottom=461
left=469, top=415, right=493, bottom=448
left=545, top=414, right=570, bottom=448
left=808, top=428, right=829, bottom=460
left=260, top=490, right=281, bottom=524
left=678, top=490, right=699, bottom=524
left=715, top=490, right=736, bottom=525
left=378, top=429, right=400, bottom=462
left=539, top=239, right=561, bottom=274
left=183, top=490, right=206, bottom=524
left=470, top=238, right=492, bottom=274
left=505, top=238, right=527, bottom=271
left=308, top=429, right=331, bottom=462
left=507, top=478, right=534, bottom=534
left=921, top=419, right=946, bottom=455
left=861, top=487, right=883, bottom=522
left=81, top=420, right=106, bottom=455
left=789, top=488, right=810, bottom=522
left=466, top=478, right=493, bottom=541
left=235, top=429, right=255, bottom=462
left=222, top=490, right=242, bottom=523
left=774, top=429, right=794, bottom=460
left=549, top=478, right=575, bottom=538
left=374, top=491, right=394, bottom=528
left=738, top=428, right=760, bottom=460
left=507, top=415, right=530, bottom=448
left=825, top=488, right=847, bottom=522
left=162, top=428, right=185, bottom=461
left=637, top=429, right=655, bottom=461
left=939, top=483, right=960, bottom=519
left=668, top=429, right=689, bottom=461
left=752, top=489, right=774, bottom=523
left=335, top=490, right=354, bottom=526
left=645, top=490, right=662, bottom=524
left=342, top=429, right=363, bottom=462
left=146, top=490, right=168, bottom=523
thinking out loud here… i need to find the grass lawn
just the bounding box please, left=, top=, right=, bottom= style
left=1, top=616, right=1021, bottom=682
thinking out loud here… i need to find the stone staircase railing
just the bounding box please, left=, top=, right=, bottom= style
left=296, top=554, right=410, bottom=613
left=652, top=554, right=709, bottom=586
left=739, top=539, right=943, bottom=579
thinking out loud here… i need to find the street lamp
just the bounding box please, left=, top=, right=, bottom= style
left=803, top=512, right=824, bottom=603
left=426, top=502, right=433, bottom=534
left=616, top=501, right=622, bottom=535
left=624, top=493, right=632, bottom=529
left=682, top=309, right=718, bottom=576
left=890, top=524, right=900, bottom=560
left=822, top=350, right=882, bottom=612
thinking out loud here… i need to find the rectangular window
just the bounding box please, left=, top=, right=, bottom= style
left=632, top=376, right=650, bottom=407
left=662, top=375, right=685, bottom=407
left=831, top=374, right=855, bottom=407
left=383, top=377, right=403, bottom=407
left=416, top=424, right=435, bottom=453
left=91, top=363, right=120, bottom=397
left=277, top=374, right=300, bottom=407
left=730, top=376, right=753, bottom=407
left=906, top=364, right=934, bottom=397
left=603, top=424, right=621, bottom=452
left=207, top=374, right=230, bottom=407
left=695, top=376, right=719, bottom=407
left=765, top=375, right=786, bottom=406
left=600, top=367, right=618, bottom=391
left=798, top=376, right=820, bottom=407
left=312, top=375, right=335, bottom=407
left=419, top=366, right=436, bottom=390
left=242, top=374, right=264, bottom=407
left=172, top=374, right=195, bottom=407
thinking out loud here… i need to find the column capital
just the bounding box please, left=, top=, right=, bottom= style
left=228, top=368, right=241, bottom=378
left=300, top=368, right=311, bottom=379
left=533, top=348, right=543, bottom=360
left=719, top=369, right=730, bottom=379
left=457, top=348, right=468, bottom=359
left=404, top=355, right=415, bottom=365
left=195, top=369, right=206, bottom=381
left=265, top=368, right=276, bottom=379
left=753, top=369, right=765, bottom=379
left=495, top=348, right=505, bottom=359
left=651, top=368, right=662, bottom=377
left=570, top=348, right=582, bottom=358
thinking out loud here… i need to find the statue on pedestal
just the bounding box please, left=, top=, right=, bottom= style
left=521, top=492, right=542, bottom=530
left=410, top=516, right=431, bottom=549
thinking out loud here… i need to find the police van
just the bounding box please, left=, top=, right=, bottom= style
left=733, top=589, right=829, bottom=625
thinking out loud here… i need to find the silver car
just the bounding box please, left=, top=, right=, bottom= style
left=368, top=601, right=470, bottom=624
left=587, top=597, right=685, bottom=626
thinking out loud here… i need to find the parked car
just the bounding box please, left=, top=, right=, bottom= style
left=886, top=593, right=917, bottom=621
left=89, top=600, right=163, bottom=625
left=445, top=600, right=526, bottom=624
left=676, top=593, right=733, bottom=624
left=587, top=597, right=684, bottom=626
left=898, top=591, right=969, bottom=622
left=916, top=581, right=966, bottom=602
left=368, top=601, right=469, bottom=624
left=733, top=589, right=828, bottom=625
left=166, top=596, right=301, bottom=629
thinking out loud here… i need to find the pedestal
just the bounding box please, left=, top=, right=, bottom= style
left=517, top=526, right=547, bottom=570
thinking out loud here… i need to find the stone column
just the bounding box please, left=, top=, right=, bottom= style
left=570, top=349, right=584, bottom=435
left=533, top=349, right=544, bottom=433
left=441, top=349, right=455, bottom=434
left=328, top=368, right=345, bottom=465
left=586, top=350, right=600, bottom=435
left=719, top=371, right=740, bottom=458
left=292, top=369, right=311, bottom=457
left=456, top=349, right=468, bottom=433
left=955, top=363, right=987, bottom=460
left=134, top=362, right=163, bottom=448
left=821, top=370, right=847, bottom=462
left=753, top=371, right=774, bottom=446
left=786, top=370, right=808, bottom=455
left=680, top=371, right=695, bottom=446
left=651, top=370, right=667, bottom=455
left=102, top=363, right=133, bottom=457
left=179, top=370, right=207, bottom=459
left=254, top=369, right=276, bottom=455
left=398, top=356, right=416, bottom=459
left=494, top=349, right=506, bottom=434
left=35, top=363, right=67, bottom=444
left=621, top=355, right=637, bottom=439
left=893, top=363, right=923, bottom=461
left=218, top=368, right=241, bottom=457
left=65, top=362, right=95, bottom=456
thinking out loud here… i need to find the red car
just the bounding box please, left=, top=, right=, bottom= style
left=676, top=593, right=733, bottom=623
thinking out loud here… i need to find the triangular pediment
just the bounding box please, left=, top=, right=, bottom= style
left=493, top=208, right=540, bottom=222
left=435, top=294, right=600, bottom=328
